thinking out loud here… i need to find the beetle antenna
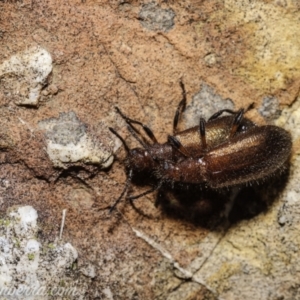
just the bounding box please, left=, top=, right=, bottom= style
left=115, top=107, right=150, bottom=150
left=114, top=107, right=158, bottom=143
left=109, top=169, right=133, bottom=213
left=109, top=127, right=130, bottom=153
left=126, top=123, right=149, bottom=150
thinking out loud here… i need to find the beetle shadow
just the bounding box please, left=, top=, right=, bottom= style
left=228, top=166, right=290, bottom=224
left=154, top=166, right=291, bottom=229
left=155, top=187, right=230, bottom=229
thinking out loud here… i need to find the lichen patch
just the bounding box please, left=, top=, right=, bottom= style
left=38, top=111, right=114, bottom=169
left=0, top=46, right=52, bottom=106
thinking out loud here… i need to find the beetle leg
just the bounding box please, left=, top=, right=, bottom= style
left=109, top=169, right=133, bottom=213
left=115, top=107, right=158, bottom=144
left=229, top=108, right=244, bottom=138
left=173, top=80, right=187, bottom=135
left=227, top=103, right=255, bottom=137
left=127, top=180, right=163, bottom=200
left=208, top=108, right=236, bottom=121
left=199, top=118, right=207, bottom=150
left=168, top=135, right=191, bottom=157
left=209, top=102, right=255, bottom=121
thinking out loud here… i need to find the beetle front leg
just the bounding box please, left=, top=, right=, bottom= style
left=127, top=180, right=163, bottom=200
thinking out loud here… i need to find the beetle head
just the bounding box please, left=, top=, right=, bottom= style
left=126, top=148, right=156, bottom=174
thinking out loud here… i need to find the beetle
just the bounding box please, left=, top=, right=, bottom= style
left=109, top=82, right=292, bottom=212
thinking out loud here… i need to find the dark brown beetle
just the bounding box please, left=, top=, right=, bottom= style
left=109, top=83, right=292, bottom=211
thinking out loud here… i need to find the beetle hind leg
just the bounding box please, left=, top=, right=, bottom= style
left=199, top=118, right=207, bottom=150
left=208, top=103, right=255, bottom=138
left=229, top=108, right=244, bottom=138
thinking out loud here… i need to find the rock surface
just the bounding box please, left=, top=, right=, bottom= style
left=0, top=1, right=300, bottom=299
left=0, top=206, right=79, bottom=299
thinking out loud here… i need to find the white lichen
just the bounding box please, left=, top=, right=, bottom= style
left=39, top=111, right=114, bottom=169
left=0, top=46, right=52, bottom=106
left=183, top=83, right=234, bottom=127
left=276, top=97, right=300, bottom=142
left=0, top=206, right=80, bottom=299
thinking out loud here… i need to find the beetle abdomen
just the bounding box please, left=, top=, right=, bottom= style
left=204, top=125, right=292, bottom=187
